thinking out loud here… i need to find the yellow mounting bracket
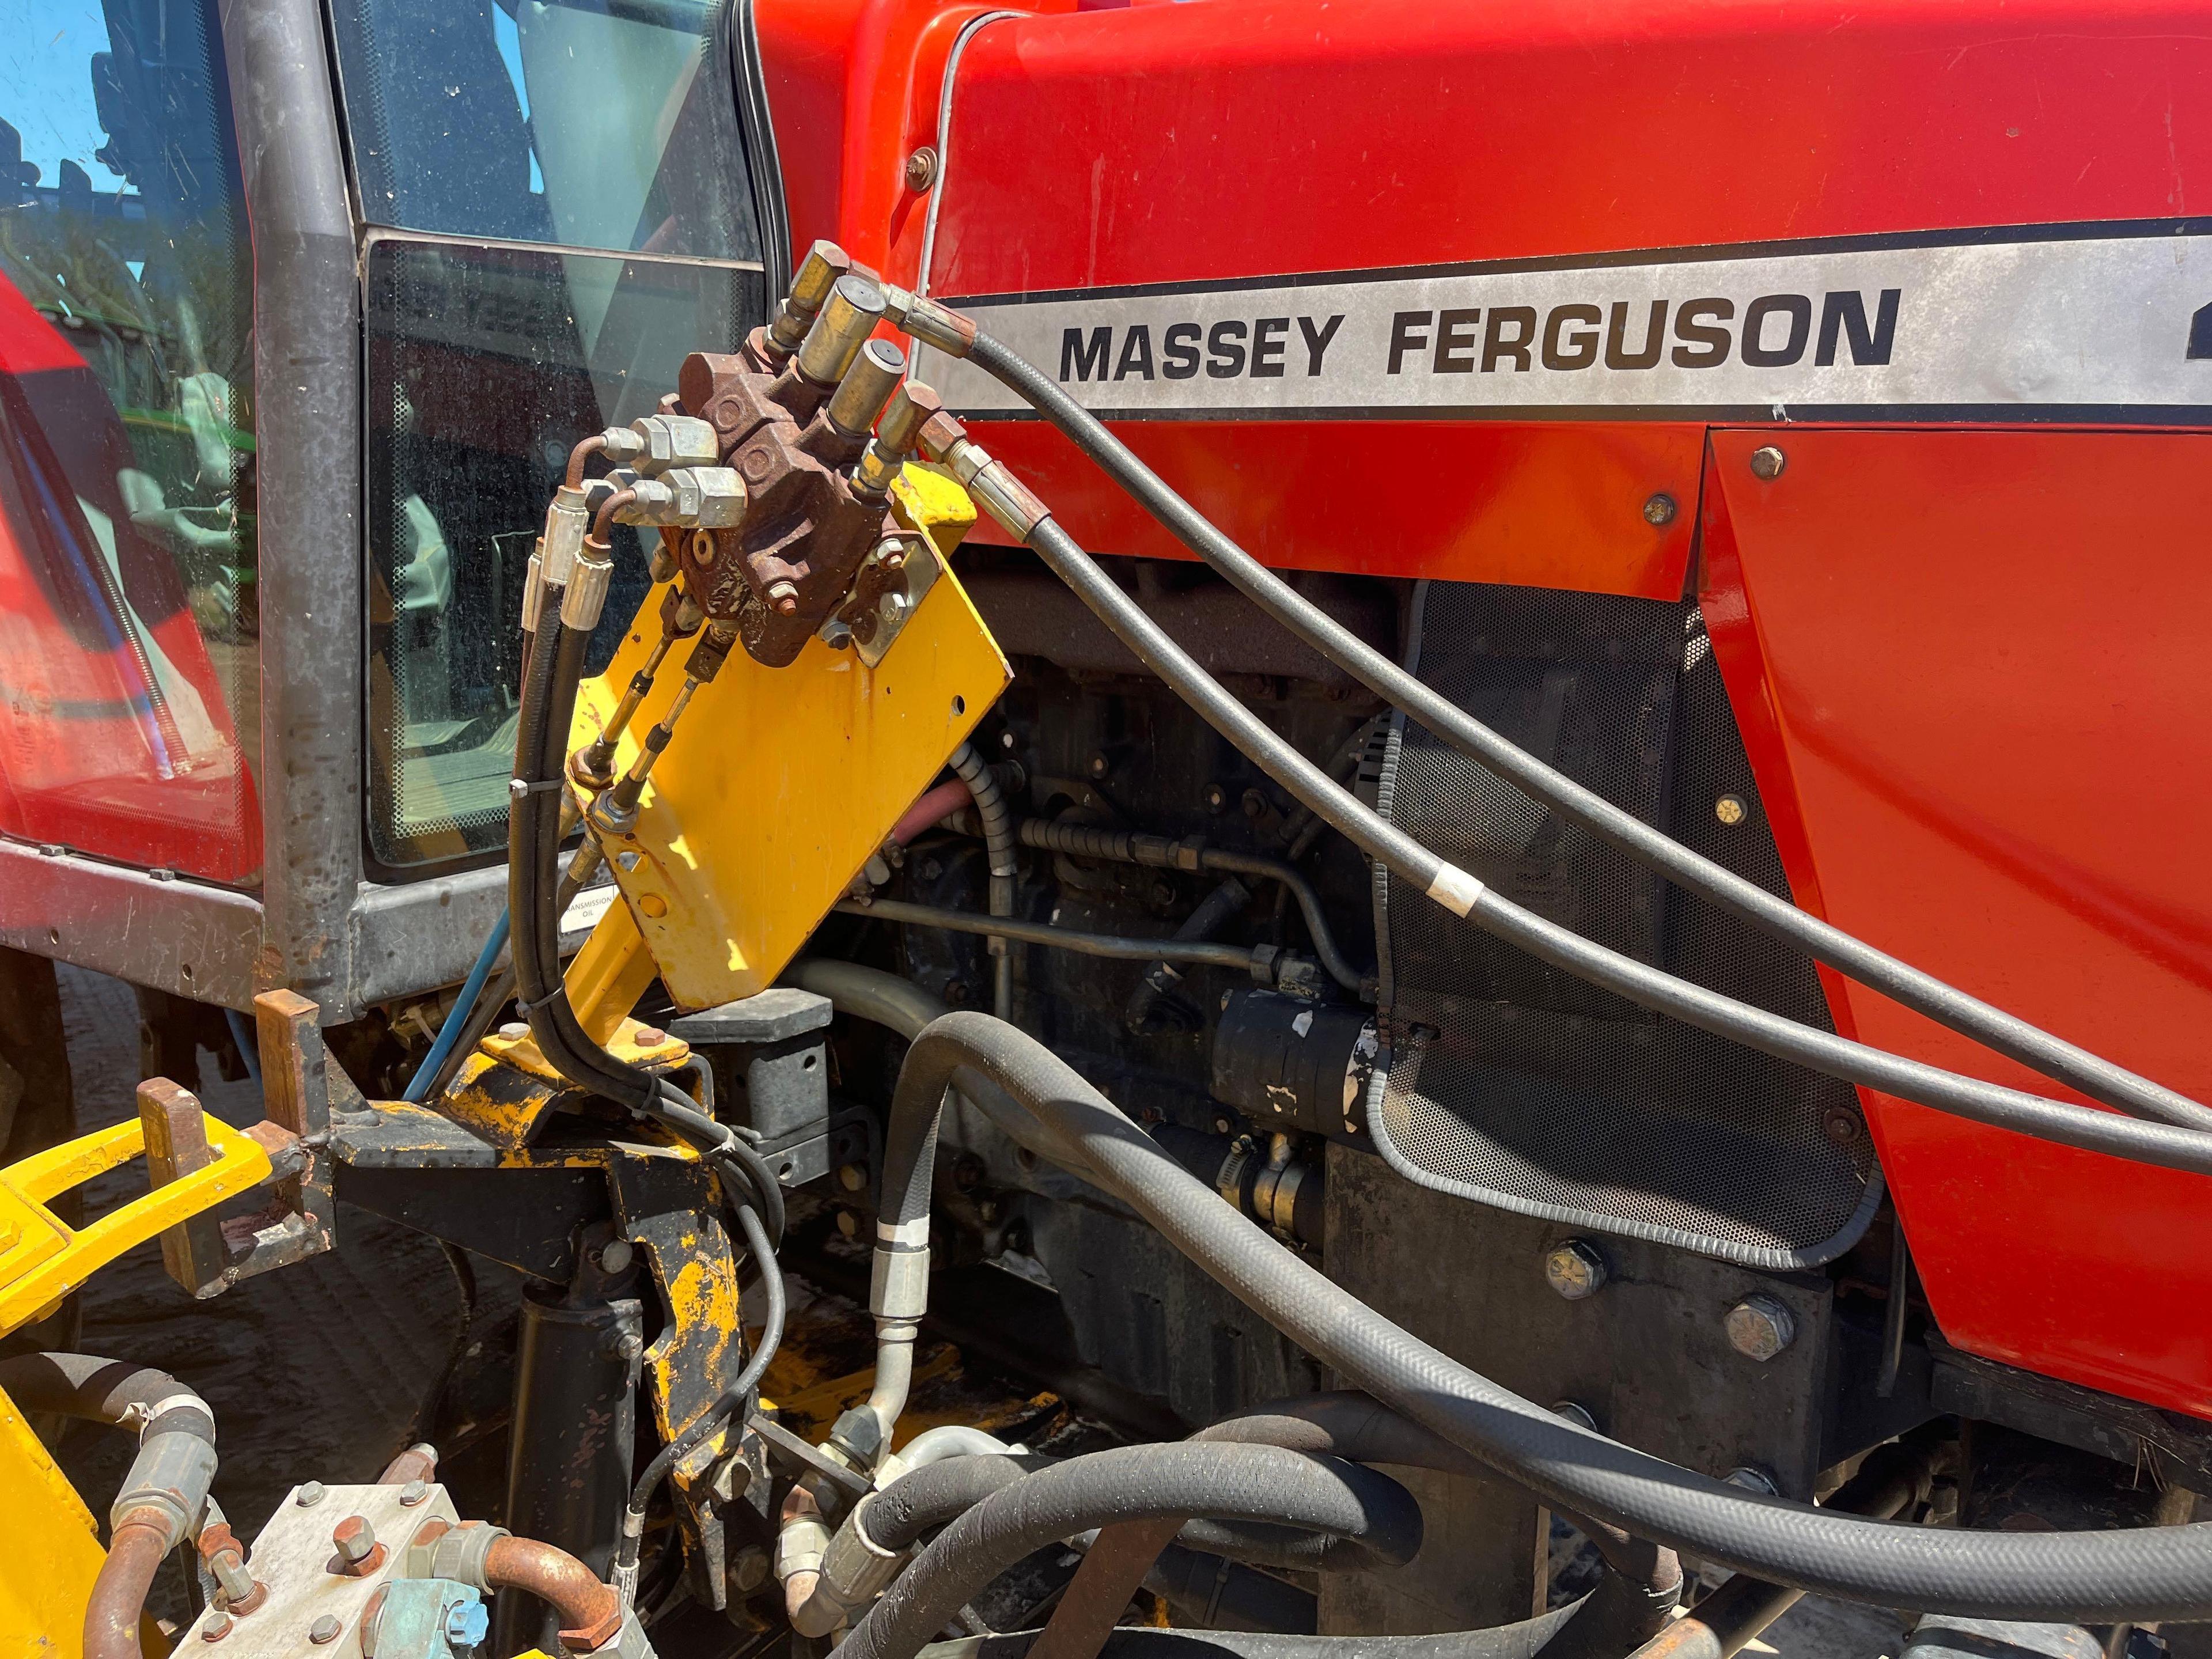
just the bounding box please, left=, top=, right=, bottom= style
left=560, top=463, right=1011, bottom=1014
left=0, top=1103, right=273, bottom=1338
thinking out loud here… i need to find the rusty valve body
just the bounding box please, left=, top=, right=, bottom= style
left=672, top=281, right=910, bottom=667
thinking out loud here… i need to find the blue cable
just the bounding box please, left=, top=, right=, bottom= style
left=223, top=1006, right=261, bottom=1085
left=403, top=908, right=510, bottom=1103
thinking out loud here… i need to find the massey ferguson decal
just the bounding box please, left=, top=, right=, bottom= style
left=917, top=222, right=2212, bottom=420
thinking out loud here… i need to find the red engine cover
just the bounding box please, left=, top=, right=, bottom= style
left=756, top=0, right=2212, bottom=1416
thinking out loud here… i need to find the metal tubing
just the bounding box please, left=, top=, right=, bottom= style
left=484, top=1535, right=623, bottom=1652
left=838, top=897, right=1266, bottom=973
left=84, top=1514, right=168, bottom=1659
left=494, top=1285, right=642, bottom=1656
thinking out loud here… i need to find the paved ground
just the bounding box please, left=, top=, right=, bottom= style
left=39, top=963, right=1919, bottom=1656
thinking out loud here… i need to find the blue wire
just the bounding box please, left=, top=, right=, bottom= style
left=403, top=909, right=511, bottom=1103
left=223, top=1006, right=261, bottom=1085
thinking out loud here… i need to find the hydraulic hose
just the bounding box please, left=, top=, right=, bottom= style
left=404, top=908, right=510, bottom=1101
left=1017, top=516, right=2212, bottom=1181
left=872, top=1012, right=2212, bottom=1622
left=840, top=896, right=1282, bottom=974
left=949, top=742, right=1020, bottom=1020
left=838, top=1443, right=1423, bottom=1659
left=965, top=328, right=2212, bottom=1136
left=911, top=1593, right=1592, bottom=1659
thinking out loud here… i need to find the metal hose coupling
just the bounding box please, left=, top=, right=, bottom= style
left=540, top=483, right=591, bottom=589
left=768, top=240, right=857, bottom=360
left=562, top=538, right=615, bottom=632
left=884, top=284, right=978, bottom=357
left=916, top=415, right=1051, bottom=540
left=796, top=1495, right=908, bottom=1636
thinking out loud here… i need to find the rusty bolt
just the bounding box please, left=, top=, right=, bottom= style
left=200, top=1616, right=232, bottom=1643
left=904, top=145, right=940, bottom=192
left=334, top=1514, right=379, bottom=1567
left=1714, top=794, right=1748, bottom=827
left=309, top=1616, right=343, bottom=1645
left=1544, top=1238, right=1608, bottom=1301
left=1643, top=493, right=1677, bottom=526
left=766, top=578, right=800, bottom=615
left=634, top=1027, right=666, bottom=1047
left=1725, top=1294, right=1798, bottom=1362
left=1749, top=445, right=1787, bottom=480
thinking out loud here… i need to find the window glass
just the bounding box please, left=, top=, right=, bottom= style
left=0, top=0, right=259, bottom=885
left=332, top=0, right=760, bottom=264
left=366, top=237, right=761, bottom=869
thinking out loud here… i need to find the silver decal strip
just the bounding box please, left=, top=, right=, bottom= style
left=918, top=224, right=2212, bottom=421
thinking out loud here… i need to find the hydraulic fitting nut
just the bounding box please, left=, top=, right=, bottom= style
left=966, top=461, right=1051, bottom=541
left=541, top=485, right=590, bottom=586
left=819, top=1500, right=907, bottom=1612
left=1544, top=1238, right=1608, bottom=1301
left=877, top=382, right=945, bottom=459
left=1724, top=1294, right=1798, bottom=1362
left=827, top=338, right=908, bottom=438
left=884, top=287, right=978, bottom=358
left=772, top=240, right=854, bottom=354
left=796, top=272, right=888, bottom=388
left=427, top=1520, right=510, bottom=1592
left=631, top=414, right=720, bottom=475
left=561, top=541, right=615, bottom=631
left=661, top=466, right=749, bottom=528
left=597, top=424, right=648, bottom=467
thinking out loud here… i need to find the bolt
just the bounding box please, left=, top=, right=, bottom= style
left=1149, top=879, right=1177, bottom=908
left=1551, top=1400, right=1600, bottom=1433
left=1214, top=1116, right=1232, bottom=1134
left=1822, top=1106, right=1864, bottom=1147
left=878, top=591, right=910, bottom=627
left=978, top=1199, right=1001, bottom=1224
left=1749, top=445, right=1787, bottom=480
left=634, top=1027, right=666, bottom=1047
left=399, top=1478, right=430, bottom=1506
left=200, top=1615, right=232, bottom=1643
left=498, top=1022, right=528, bottom=1040
left=904, top=145, right=940, bottom=191
left=1000, top=730, right=1017, bottom=751
left=839, top=1163, right=868, bottom=1192
left=835, top=1210, right=859, bottom=1239
left=1241, top=787, right=1270, bottom=820
left=1714, top=794, right=1748, bottom=827
left=1643, top=493, right=1677, bottom=526
left=445, top=1599, right=491, bottom=1650
left=1087, top=752, right=1112, bottom=781
left=1724, top=1464, right=1781, bottom=1496
left=596, top=1238, right=635, bottom=1275
left=1725, top=1294, right=1798, bottom=1362
left=767, top=578, right=800, bottom=615
left=333, top=1514, right=378, bottom=1567
left=309, top=1615, right=343, bottom=1645
left=296, top=1481, right=325, bottom=1508
left=918, top=857, right=942, bottom=881
left=209, top=1550, right=256, bottom=1605
left=1201, top=782, right=1229, bottom=814
left=1544, top=1238, right=1608, bottom=1301
left=732, top=1543, right=772, bottom=1594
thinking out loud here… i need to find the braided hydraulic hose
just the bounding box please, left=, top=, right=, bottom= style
left=958, top=328, right=2212, bottom=1137
left=872, top=1011, right=2212, bottom=1622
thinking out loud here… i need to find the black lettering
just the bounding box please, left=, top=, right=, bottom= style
left=1114, top=325, right=1156, bottom=381
left=1671, top=298, right=1734, bottom=368
left=1483, top=305, right=1537, bottom=373
left=1388, top=310, right=1433, bottom=374
left=1816, top=289, right=1901, bottom=366
left=1251, top=317, right=1290, bottom=377
left=1061, top=326, right=1112, bottom=382
left=1206, top=320, right=1248, bottom=378
left=1163, top=323, right=1202, bottom=380
left=1434, top=307, right=1482, bottom=373
left=1605, top=300, right=1668, bottom=370
left=1741, top=294, right=1812, bottom=367
left=1298, top=313, right=1344, bottom=374
left=1542, top=304, right=1602, bottom=370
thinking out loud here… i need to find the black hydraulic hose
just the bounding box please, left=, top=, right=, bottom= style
left=949, top=741, right=1018, bottom=1020
left=1142, top=1543, right=1317, bottom=1634
left=1020, top=517, right=2212, bottom=1181
left=1127, top=877, right=1254, bottom=1033
left=838, top=896, right=1280, bottom=974
left=616, top=1200, right=786, bottom=1578
left=838, top=1442, right=1424, bottom=1659
left=875, top=1012, right=2212, bottom=1622
left=967, top=328, right=2212, bottom=1137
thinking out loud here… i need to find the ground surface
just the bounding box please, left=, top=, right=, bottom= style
left=41, top=963, right=1914, bottom=1657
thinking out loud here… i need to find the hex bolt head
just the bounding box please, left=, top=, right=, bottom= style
left=332, top=1514, right=378, bottom=1566
left=1643, top=493, right=1677, bottom=526
left=1724, top=1464, right=1781, bottom=1496
left=1725, top=1294, right=1798, bottom=1362
left=1749, top=445, right=1787, bottom=480
left=596, top=1238, right=635, bottom=1275
left=399, top=1479, right=431, bottom=1507
left=200, top=1615, right=232, bottom=1643
left=1544, top=1238, right=1608, bottom=1301
left=904, top=145, right=941, bottom=191
left=1714, top=794, right=1748, bottom=827
left=295, top=1481, right=326, bottom=1508
left=838, top=1164, right=868, bottom=1192
left=634, top=1027, right=666, bottom=1047
left=1550, top=1399, right=1600, bottom=1433
left=308, top=1615, right=343, bottom=1645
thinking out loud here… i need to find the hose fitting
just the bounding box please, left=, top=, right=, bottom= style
left=540, top=484, right=590, bottom=588
left=770, top=240, right=855, bottom=359
left=884, top=285, right=978, bottom=357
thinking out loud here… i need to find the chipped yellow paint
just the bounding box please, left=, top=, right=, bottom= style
left=569, top=466, right=1009, bottom=1012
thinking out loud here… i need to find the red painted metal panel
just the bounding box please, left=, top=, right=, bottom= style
left=1701, top=427, right=2212, bottom=1416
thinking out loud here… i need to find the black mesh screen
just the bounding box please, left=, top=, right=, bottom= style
left=1369, top=582, right=1879, bottom=1269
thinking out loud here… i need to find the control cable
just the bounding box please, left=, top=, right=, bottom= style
left=958, top=327, right=2212, bottom=1137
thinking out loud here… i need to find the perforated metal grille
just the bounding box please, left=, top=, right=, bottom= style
left=1370, top=583, right=1878, bottom=1270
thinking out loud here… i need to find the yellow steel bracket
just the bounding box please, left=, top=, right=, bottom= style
left=0, top=1106, right=272, bottom=1338
left=563, top=464, right=1010, bottom=1013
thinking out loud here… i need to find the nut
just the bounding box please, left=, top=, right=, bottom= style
left=1749, top=445, right=1787, bottom=480
left=333, top=1514, right=379, bottom=1567
left=1725, top=1294, right=1798, bottom=1362
left=399, top=1479, right=430, bottom=1506
left=904, top=145, right=941, bottom=191
left=1643, top=493, right=1677, bottom=526
left=662, top=466, right=748, bottom=529
left=1544, top=1239, right=1608, bottom=1301
left=295, top=1482, right=325, bottom=1508
left=308, top=1615, right=342, bottom=1645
